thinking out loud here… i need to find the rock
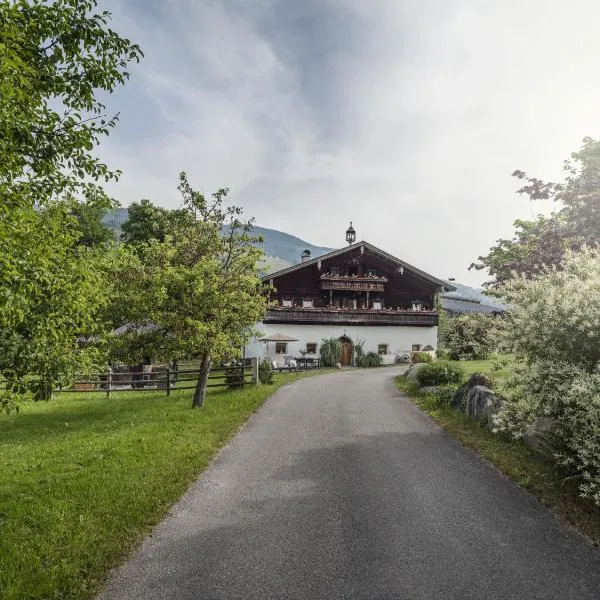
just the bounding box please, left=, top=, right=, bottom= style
left=450, top=373, right=494, bottom=411
left=523, top=417, right=561, bottom=460
left=451, top=383, right=468, bottom=410
left=467, top=373, right=493, bottom=389
left=405, top=362, right=427, bottom=382
left=466, top=386, right=504, bottom=426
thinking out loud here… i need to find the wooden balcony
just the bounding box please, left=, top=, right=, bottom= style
left=264, top=307, right=438, bottom=327
left=320, top=275, right=387, bottom=292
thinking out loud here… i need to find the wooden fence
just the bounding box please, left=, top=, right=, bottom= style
left=56, top=358, right=259, bottom=398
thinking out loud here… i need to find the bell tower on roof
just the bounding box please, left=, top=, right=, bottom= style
left=345, top=221, right=356, bottom=245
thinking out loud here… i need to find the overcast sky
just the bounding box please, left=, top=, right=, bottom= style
left=99, top=0, right=600, bottom=286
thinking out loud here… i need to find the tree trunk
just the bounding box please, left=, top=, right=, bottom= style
left=192, top=353, right=211, bottom=408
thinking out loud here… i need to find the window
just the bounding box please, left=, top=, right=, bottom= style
left=372, top=300, right=382, bottom=310
left=378, top=344, right=388, bottom=355
left=330, top=266, right=340, bottom=275
left=275, top=342, right=287, bottom=354
left=367, top=268, right=377, bottom=277
left=302, top=299, right=313, bottom=308
left=412, top=344, right=421, bottom=352
left=282, top=299, right=292, bottom=307
left=306, top=343, right=317, bottom=354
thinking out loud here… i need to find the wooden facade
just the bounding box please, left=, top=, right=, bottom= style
left=263, top=242, right=451, bottom=327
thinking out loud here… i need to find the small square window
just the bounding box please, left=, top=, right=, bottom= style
left=330, top=266, right=340, bottom=275
left=302, top=299, right=313, bottom=308
left=282, top=299, right=292, bottom=307
left=275, top=342, right=287, bottom=354
left=306, top=343, right=317, bottom=354
left=378, top=344, right=388, bottom=355
left=412, top=344, right=421, bottom=352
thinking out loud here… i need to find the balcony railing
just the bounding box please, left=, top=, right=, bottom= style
left=264, top=306, right=438, bottom=326
left=320, top=278, right=385, bottom=292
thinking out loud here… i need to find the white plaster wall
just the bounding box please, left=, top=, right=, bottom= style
left=244, top=323, right=438, bottom=366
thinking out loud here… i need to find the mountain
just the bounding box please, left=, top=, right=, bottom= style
left=101, top=207, right=129, bottom=239
left=102, top=208, right=332, bottom=268
left=101, top=208, right=503, bottom=312
left=249, top=225, right=335, bottom=266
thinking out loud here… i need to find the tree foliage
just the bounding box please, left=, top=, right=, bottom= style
left=109, top=174, right=268, bottom=407
left=0, top=205, right=111, bottom=410
left=493, top=247, right=600, bottom=506
left=0, top=0, right=141, bottom=410
left=471, top=138, right=600, bottom=288
left=1, top=0, right=142, bottom=209
left=441, top=313, right=499, bottom=361
left=70, top=201, right=114, bottom=247
left=120, top=199, right=195, bottom=248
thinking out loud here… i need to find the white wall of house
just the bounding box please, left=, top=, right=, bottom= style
left=244, top=323, right=438, bottom=366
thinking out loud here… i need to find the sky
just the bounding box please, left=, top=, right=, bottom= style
left=99, top=0, right=600, bottom=286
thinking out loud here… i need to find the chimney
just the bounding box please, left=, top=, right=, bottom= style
left=301, top=249, right=311, bottom=263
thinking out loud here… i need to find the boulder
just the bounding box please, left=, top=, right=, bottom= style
left=451, top=383, right=468, bottom=411
left=451, top=373, right=494, bottom=411
left=523, top=417, right=561, bottom=460
left=405, top=362, right=427, bottom=383
left=466, top=385, right=504, bottom=426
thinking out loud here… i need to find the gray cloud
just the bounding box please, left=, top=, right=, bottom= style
left=99, top=0, right=600, bottom=285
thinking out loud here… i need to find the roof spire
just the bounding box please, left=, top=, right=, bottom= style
left=345, top=221, right=356, bottom=245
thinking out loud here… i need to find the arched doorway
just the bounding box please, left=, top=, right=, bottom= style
left=338, top=335, right=353, bottom=366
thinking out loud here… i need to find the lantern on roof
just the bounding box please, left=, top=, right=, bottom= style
left=345, top=221, right=356, bottom=245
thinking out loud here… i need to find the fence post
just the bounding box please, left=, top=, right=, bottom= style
left=106, top=367, right=112, bottom=399
left=166, top=366, right=171, bottom=397
left=251, top=357, right=260, bottom=386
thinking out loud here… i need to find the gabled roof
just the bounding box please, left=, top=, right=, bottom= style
left=262, top=240, right=456, bottom=291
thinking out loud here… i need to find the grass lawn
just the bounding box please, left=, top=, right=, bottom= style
left=0, top=369, right=332, bottom=600
left=396, top=375, right=600, bottom=546
left=450, top=354, right=514, bottom=386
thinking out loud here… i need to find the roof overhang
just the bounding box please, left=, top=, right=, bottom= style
left=262, top=240, right=456, bottom=291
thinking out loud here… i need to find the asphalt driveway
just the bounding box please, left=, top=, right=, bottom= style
left=98, top=368, right=600, bottom=599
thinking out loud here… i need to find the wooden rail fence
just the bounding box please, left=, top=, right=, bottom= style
left=0, top=358, right=260, bottom=398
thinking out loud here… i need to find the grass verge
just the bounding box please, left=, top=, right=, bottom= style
left=396, top=376, right=600, bottom=546
left=0, top=369, right=333, bottom=600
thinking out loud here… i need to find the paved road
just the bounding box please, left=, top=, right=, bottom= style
left=99, top=369, right=600, bottom=600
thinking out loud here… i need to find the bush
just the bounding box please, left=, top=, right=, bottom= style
left=493, top=248, right=600, bottom=506
left=433, top=384, right=458, bottom=405
left=416, top=361, right=463, bottom=387
left=319, top=338, right=342, bottom=367
left=412, top=352, right=433, bottom=363
left=353, top=339, right=365, bottom=365
left=225, top=362, right=245, bottom=389
left=361, top=352, right=383, bottom=368
left=258, top=359, right=274, bottom=384
left=436, top=348, right=450, bottom=360
left=441, top=313, right=499, bottom=360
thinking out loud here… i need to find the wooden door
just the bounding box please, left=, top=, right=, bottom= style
left=340, top=339, right=353, bottom=365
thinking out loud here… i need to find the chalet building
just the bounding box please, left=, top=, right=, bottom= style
left=245, top=223, right=455, bottom=366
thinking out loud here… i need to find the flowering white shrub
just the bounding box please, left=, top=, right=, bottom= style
left=499, top=247, right=600, bottom=370
left=493, top=247, right=600, bottom=505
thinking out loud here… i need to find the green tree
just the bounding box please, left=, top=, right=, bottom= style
left=441, top=313, right=498, bottom=360
left=471, top=138, right=600, bottom=289
left=110, top=173, right=268, bottom=408
left=120, top=199, right=195, bottom=247
left=70, top=201, right=114, bottom=247
left=0, top=204, right=111, bottom=410
left=0, top=0, right=141, bottom=408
